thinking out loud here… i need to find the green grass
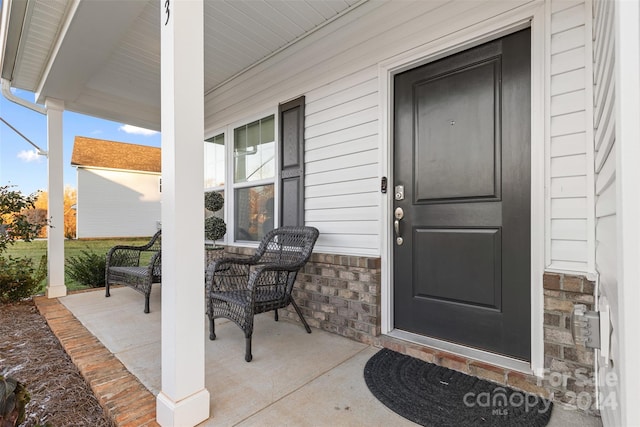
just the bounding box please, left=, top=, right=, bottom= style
left=4, top=237, right=153, bottom=291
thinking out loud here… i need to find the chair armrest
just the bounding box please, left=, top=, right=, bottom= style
left=210, top=255, right=257, bottom=269
left=206, top=258, right=254, bottom=294
left=246, top=264, right=299, bottom=291
left=149, top=251, right=161, bottom=279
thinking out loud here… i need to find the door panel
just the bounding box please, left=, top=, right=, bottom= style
left=393, top=29, right=531, bottom=360
left=415, top=58, right=500, bottom=202
left=413, top=228, right=502, bottom=310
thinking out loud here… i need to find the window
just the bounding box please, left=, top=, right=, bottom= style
left=233, top=115, right=275, bottom=242
left=204, top=134, right=225, bottom=189
left=204, top=99, right=305, bottom=246
left=204, top=134, right=226, bottom=243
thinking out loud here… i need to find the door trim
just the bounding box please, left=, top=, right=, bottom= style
left=389, top=329, right=532, bottom=373
left=378, top=2, right=546, bottom=375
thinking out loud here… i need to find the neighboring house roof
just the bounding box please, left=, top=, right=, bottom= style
left=71, top=136, right=161, bottom=173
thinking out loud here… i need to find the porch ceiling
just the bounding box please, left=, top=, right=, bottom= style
left=0, top=0, right=362, bottom=130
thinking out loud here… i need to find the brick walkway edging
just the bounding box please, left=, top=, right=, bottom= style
left=33, top=296, right=159, bottom=427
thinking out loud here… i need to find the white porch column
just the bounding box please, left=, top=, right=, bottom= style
left=615, top=1, right=640, bottom=425
left=45, top=98, right=66, bottom=298
left=156, top=0, right=209, bottom=426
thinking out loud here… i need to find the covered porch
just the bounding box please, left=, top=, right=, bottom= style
left=3, top=0, right=639, bottom=425
left=35, top=286, right=599, bottom=426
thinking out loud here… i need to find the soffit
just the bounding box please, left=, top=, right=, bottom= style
left=1, top=0, right=362, bottom=129
left=2, top=0, right=71, bottom=88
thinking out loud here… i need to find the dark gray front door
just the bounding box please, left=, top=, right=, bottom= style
left=393, top=29, right=531, bottom=360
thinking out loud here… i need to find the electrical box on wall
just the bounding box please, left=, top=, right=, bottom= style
left=572, top=304, right=604, bottom=351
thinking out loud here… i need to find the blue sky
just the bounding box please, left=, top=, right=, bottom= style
left=0, top=89, right=161, bottom=196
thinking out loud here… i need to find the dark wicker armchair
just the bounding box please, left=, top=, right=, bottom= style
left=105, top=230, right=161, bottom=313
left=206, top=226, right=319, bottom=362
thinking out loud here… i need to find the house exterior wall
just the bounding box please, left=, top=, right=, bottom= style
left=203, top=0, right=599, bottom=413
left=204, top=0, right=595, bottom=270
left=76, top=168, right=161, bottom=238
left=548, top=0, right=594, bottom=272
left=206, top=0, right=542, bottom=256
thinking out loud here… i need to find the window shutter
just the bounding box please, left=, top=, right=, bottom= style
left=279, top=96, right=305, bottom=227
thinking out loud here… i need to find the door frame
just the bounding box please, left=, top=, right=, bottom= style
left=378, top=2, right=546, bottom=375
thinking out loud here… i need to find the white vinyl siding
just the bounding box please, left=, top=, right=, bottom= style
left=76, top=168, right=161, bottom=238
left=592, top=0, right=618, bottom=425
left=204, top=0, right=593, bottom=260
left=548, top=0, right=593, bottom=271
left=205, top=0, right=538, bottom=255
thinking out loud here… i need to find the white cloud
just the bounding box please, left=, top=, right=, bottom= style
left=17, top=149, right=42, bottom=163
left=118, top=124, right=158, bottom=136
left=91, top=129, right=103, bottom=135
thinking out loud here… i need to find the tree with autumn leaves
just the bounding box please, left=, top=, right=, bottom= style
left=32, top=186, right=77, bottom=239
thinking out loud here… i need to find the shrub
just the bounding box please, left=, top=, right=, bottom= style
left=204, top=191, right=226, bottom=242
left=0, top=373, right=30, bottom=427
left=0, top=255, right=46, bottom=304
left=65, top=249, right=106, bottom=288
left=204, top=191, right=224, bottom=212
left=205, top=216, right=226, bottom=242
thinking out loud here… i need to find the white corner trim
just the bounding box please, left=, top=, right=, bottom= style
left=615, top=0, right=640, bottom=424
left=529, top=1, right=547, bottom=375
left=379, top=1, right=546, bottom=373
left=584, top=0, right=597, bottom=274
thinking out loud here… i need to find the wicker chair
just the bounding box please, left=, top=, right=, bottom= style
left=206, top=226, right=319, bottom=362
left=105, top=230, right=161, bottom=313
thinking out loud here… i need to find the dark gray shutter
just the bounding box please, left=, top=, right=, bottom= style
left=279, top=96, right=305, bottom=227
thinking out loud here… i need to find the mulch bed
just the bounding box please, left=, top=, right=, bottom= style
left=0, top=300, right=115, bottom=427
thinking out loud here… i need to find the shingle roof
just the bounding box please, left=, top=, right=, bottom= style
left=71, top=136, right=161, bottom=173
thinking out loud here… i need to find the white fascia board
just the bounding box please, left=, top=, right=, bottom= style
left=0, top=0, right=20, bottom=79
left=76, top=165, right=161, bottom=176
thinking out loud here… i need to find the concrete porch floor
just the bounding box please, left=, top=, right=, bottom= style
left=45, top=286, right=602, bottom=426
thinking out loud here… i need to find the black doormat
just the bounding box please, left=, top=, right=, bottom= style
left=364, top=349, right=553, bottom=427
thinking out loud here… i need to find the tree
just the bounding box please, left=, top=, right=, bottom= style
left=0, top=186, right=45, bottom=253
left=31, top=186, right=77, bottom=239
left=63, top=187, right=77, bottom=239
left=32, top=191, right=48, bottom=238
left=0, top=186, right=47, bottom=303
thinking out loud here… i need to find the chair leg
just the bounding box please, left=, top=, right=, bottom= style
left=274, top=309, right=279, bottom=322
left=209, top=317, right=216, bottom=340
left=290, top=299, right=312, bottom=333
left=245, top=333, right=253, bottom=362
left=105, top=282, right=110, bottom=297
left=144, top=295, right=150, bottom=314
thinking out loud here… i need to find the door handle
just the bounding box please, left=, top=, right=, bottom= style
left=394, top=207, right=404, bottom=245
